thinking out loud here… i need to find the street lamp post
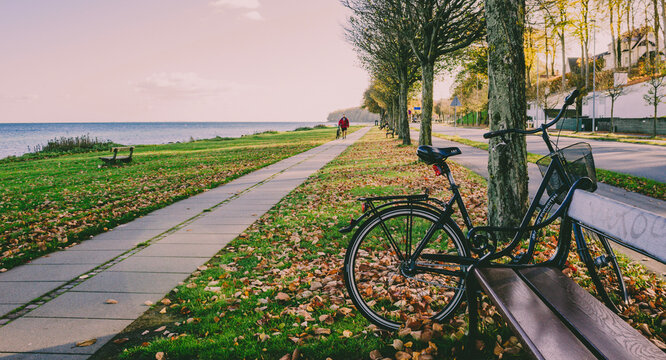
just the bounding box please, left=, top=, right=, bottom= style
left=592, top=19, right=597, bottom=133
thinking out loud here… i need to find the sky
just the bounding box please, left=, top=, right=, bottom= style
left=0, top=0, right=615, bottom=124
left=0, top=0, right=379, bottom=123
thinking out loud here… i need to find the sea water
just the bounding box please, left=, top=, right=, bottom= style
left=0, top=122, right=330, bottom=159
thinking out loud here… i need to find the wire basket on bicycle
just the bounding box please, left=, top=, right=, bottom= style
left=536, top=142, right=597, bottom=204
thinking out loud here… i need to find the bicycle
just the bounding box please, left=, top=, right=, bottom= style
left=340, top=89, right=628, bottom=331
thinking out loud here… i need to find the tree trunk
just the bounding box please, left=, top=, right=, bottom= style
left=486, top=0, right=528, bottom=228
left=398, top=70, right=411, bottom=145
left=419, top=61, right=434, bottom=146
left=609, top=2, right=617, bottom=69
left=610, top=99, right=615, bottom=133
left=653, top=0, right=660, bottom=67
left=616, top=2, right=623, bottom=67
left=662, top=0, right=666, bottom=52
left=560, top=33, right=567, bottom=88
left=628, top=4, right=633, bottom=73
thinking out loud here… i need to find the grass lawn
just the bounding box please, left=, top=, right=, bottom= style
left=0, top=126, right=346, bottom=270
left=95, top=128, right=665, bottom=360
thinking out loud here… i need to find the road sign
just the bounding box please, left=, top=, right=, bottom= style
left=413, top=106, right=421, bottom=110
left=450, top=96, right=461, bottom=107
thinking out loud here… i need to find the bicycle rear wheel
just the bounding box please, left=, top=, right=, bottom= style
left=575, top=224, right=629, bottom=313
left=343, top=205, right=468, bottom=330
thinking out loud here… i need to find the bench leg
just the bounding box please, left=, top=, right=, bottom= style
left=465, top=274, right=481, bottom=355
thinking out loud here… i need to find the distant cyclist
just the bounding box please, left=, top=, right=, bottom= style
left=338, top=114, right=350, bottom=139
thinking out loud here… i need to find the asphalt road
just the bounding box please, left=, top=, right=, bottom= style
left=429, top=124, right=666, bottom=183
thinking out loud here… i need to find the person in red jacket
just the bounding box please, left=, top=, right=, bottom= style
left=338, top=114, right=350, bottom=139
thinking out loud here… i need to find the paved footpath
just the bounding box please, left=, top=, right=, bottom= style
left=0, top=127, right=369, bottom=359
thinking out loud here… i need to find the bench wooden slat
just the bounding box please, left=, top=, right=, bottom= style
left=568, top=190, right=666, bottom=263
left=519, top=266, right=666, bottom=360
left=474, top=267, right=597, bottom=360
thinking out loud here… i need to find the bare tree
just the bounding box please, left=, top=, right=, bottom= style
left=643, top=73, right=666, bottom=136
left=599, top=71, right=629, bottom=132
left=401, top=0, right=485, bottom=145
left=343, top=0, right=420, bottom=144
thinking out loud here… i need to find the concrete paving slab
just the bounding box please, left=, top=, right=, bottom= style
left=0, top=305, right=18, bottom=317
left=71, top=272, right=188, bottom=294
left=63, top=239, right=141, bottom=252
left=191, top=215, right=258, bottom=225
left=26, top=291, right=162, bottom=320
left=134, top=243, right=222, bottom=258
left=90, top=228, right=165, bottom=241
left=0, top=265, right=93, bottom=282
left=0, top=353, right=89, bottom=360
left=0, top=317, right=131, bottom=354
left=178, top=223, right=250, bottom=234
left=28, top=250, right=124, bottom=266
left=0, top=282, right=65, bottom=304
left=108, top=256, right=208, bottom=273
left=158, top=232, right=237, bottom=245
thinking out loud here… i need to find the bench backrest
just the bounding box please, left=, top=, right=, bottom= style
left=568, top=189, right=666, bottom=263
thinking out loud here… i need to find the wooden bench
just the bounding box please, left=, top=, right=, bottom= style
left=468, top=190, right=666, bottom=359
left=99, top=146, right=134, bottom=165
left=385, top=127, right=395, bottom=138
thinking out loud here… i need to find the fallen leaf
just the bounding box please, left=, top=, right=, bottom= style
left=154, top=326, right=166, bottom=332
left=369, top=349, right=383, bottom=360
left=144, top=300, right=154, bottom=306
left=275, top=292, right=290, bottom=301
left=394, top=351, right=412, bottom=360
left=314, top=327, right=331, bottom=335
left=105, top=299, right=118, bottom=304
left=112, top=338, right=129, bottom=344
left=160, top=298, right=171, bottom=305
left=76, top=338, right=97, bottom=347
left=392, top=338, right=404, bottom=350
left=155, top=352, right=164, bottom=360
left=342, top=330, right=352, bottom=338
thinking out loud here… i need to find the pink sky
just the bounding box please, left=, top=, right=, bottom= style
left=0, top=0, right=379, bottom=123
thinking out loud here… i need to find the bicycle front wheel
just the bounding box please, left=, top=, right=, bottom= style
left=575, top=224, right=629, bottom=313
left=343, top=205, right=469, bottom=330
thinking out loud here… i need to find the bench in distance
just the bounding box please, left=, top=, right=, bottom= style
left=99, top=146, right=134, bottom=165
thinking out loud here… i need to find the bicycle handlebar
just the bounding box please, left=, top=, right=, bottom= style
left=483, top=89, right=580, bottom=139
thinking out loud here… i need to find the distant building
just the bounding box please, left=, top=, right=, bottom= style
left=603, top=25, right=664, bottom=70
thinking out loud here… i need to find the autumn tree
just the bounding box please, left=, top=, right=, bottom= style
left=486, top=0, right=529, bottom=227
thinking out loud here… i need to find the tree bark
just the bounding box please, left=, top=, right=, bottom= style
left=398, top=69, right=411, bottom=145
left=560, top=34, right=567, bottom=88
left=486, top=0, right=528, bottom=228
left=609, top=1, right=617, bottom=69
left=610, top=99, right=615, bottom=133
left=419, top=61, right=434, bottom=146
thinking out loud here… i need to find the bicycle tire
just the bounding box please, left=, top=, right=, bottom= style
left=575, top=223, right=629, bottom=313
left=343, top=205, right=468, bottom=330
left=526, top=192, right=562, bottom=264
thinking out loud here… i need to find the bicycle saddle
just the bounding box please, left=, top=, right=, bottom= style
left=417, top=145, right=461, bottom=164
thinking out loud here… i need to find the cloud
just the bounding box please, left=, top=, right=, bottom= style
left=0, top=94, right=39, bottom=103
left=134, top=72, right=229, bottom=99
left=243, top=11, right=264, bottom=21
left=210, top=0, right=260, bottom=10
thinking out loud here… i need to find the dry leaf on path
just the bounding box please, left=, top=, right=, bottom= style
left=105, top=299, right=118, bottom=304
left=75, top=338, right=97, bottom=347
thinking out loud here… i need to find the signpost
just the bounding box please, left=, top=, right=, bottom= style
left=450, top=96, right=461, bottom=131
